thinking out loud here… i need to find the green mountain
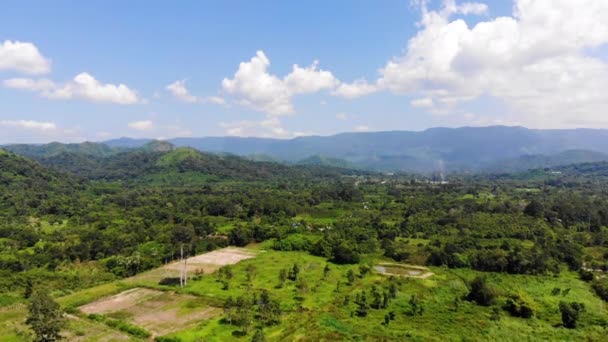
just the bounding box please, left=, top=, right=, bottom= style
left=296, top=155, right=357, bottom=169
left=0, top=148, right=81, bottom=217
left=17, top=147, right=367, bottom=185
left=3, top=141, right=121, bottom=158
left=485, top=149, right=608, bottom=173
left=108, top=126, right=608, bottom=173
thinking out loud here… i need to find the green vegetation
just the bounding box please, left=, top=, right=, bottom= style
left=1, top=145, right=608, bottom=340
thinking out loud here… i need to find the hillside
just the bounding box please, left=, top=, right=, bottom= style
left=18, top=146, right=366, bottom=185
left=0, top=148, right=82, bottom=217
left=485, top=150, right=608, bottom=173
left=107, top=126, right=608, bottom=173
left=3, top=141, right=121, bottom=158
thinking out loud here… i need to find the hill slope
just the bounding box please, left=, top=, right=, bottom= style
left=108, top=126, right=608, bottom=172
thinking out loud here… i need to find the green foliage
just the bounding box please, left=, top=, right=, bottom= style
left=87, top=313, right=151, bottom=338
left=26, top=289, right=67, bottom=342
left=559, top=302, right=585, bottom=329
left=466, top=276, right=497, bottom=306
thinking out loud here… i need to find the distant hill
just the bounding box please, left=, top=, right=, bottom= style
left=104, top=126, right=608, bottom=173
left=0, top=148, right=81, bottom=216
left=103, top=137, right=152, bottom=148
left=296, top=155, right=356, bottom=169
left=3, top=141, right=120, bottom=158
left=485, top=149, right=608, bottom=173
left=12, top=146, right=367, bottom=185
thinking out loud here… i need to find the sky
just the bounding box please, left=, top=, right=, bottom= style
left=1, top=0, right=608, bottom=143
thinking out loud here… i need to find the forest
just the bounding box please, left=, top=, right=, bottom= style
left=1, top=143, right=608, bottom=341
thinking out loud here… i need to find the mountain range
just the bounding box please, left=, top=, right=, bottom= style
left=6, top=126, right=608, bottom=173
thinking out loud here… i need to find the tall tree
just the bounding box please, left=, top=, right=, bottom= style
left=26, top=289, right=67, bottom=342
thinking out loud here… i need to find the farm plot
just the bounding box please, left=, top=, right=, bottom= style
left=79, top=288, right=221, bottom=337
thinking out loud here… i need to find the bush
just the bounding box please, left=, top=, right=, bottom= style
left=466, top=276, right=497, bottom=306
left=503, top=295, right=533, bottom=318
left=559, top=301, right=585, bottom=329
left=592, top=279, right=608, bottom=302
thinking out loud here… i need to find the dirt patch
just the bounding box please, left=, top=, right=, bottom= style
left=163, top=247, right=256, bottom=274
left=374, top=263, right=434, bottom=279
left=78, top=288, right=222, bottom=337
left=79, top=288, right=162, bottom=315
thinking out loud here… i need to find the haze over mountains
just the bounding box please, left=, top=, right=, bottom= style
left=5, top=126, right=608, bottom=173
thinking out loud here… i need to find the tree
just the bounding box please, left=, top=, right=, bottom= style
left=288, top=263, right=300, bottom=281
left=524, top=199, right=544, bottom=218
left=354, top=291, right=369, bottom=317
left=278, top=269, right=287, bottom=287
left=251, top=329, right=266, bottom=342
left=346, top=270, right=356, bottom=285
left=26, top=289, right=67, bottom=342
left=559, top=301, right=585, bottom=328
left=466, top=276, right=496, bottom=306
left=409, top=295, right=424, bottom=316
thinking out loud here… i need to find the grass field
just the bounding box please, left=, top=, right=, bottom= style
left=1, top=247, right=607, bottom=341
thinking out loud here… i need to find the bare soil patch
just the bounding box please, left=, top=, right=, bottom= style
left=374, top=263, right=434, bottom=279
left=163, top=247, right=256, bottom=274
left=79, top=288, right=221, bottom=337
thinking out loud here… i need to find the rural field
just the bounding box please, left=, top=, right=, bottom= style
left=3, top=244, right=608, bottom=341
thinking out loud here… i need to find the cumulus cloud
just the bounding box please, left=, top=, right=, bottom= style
left=0, top=40, right=51, bottom=74
left=354, top=125, right=370, bottom=132
left=0, top=119, right=56, bottom=131
left=128, top=120, right=154, bottom=131
left=332, top=79, right=377, bottom=99
left=167, top=79, right=226, bottom=105
left=0, top=120, right=85, bottom=144
left=372, top=0, right=608, bottom=127
left=410, top=97, right=434, bottom=108
left=220, top=117, right=292, bottom=138
left=166, top=79, right=198, bottom=103
left=4, top=72, right=139, bottom=104
left=222, top=51, right=339, bottom=115
left=283, top=61, right=339, bottom=94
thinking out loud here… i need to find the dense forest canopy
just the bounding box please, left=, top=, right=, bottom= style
left=2, top=143, right=608, bottom=340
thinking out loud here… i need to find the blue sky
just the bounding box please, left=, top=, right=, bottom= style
left=1, top=0, right=607, bottom=143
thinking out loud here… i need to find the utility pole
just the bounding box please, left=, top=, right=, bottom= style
left=184, top=247, right=188, bottom=286
left=180, top=244, right=184, bottom=288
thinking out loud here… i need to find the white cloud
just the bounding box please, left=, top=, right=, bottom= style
left=410, top=97, right=434, bottom=108
left=365, top=0, right=608, bottom=127
left=332, top=79, right=377, bottom=98
left=128, top=120, right=154, bottom=131
left=3, top=78, right=55, bottom=91
left=354, top=125, right=370, bottom=132
left=441, top=1, right=488, bottom=16
left=283, top=61, right=339, bottom=94
left=0, top=120, right=85, bottom=144
left=336, top=112, right=349, bottom=120
left=222, top=51, right=339, bottom=115
left=167, top=79, right=227, bottom=105
left=206, top=96, right=226, bottom=105
left=220, top=117, right=292, bottom=138
left=166, top=79, right=198, bottom=103
left=4, top=72, right=139, bottom=104
left=0, top=40, right=51, bottom=74
left=0, top=119, right=56, bottom=131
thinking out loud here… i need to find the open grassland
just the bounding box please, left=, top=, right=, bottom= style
left=2, top=247, right=608, bottom=341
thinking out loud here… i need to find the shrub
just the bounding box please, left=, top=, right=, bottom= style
left=466, top=276, right=497, bottom=306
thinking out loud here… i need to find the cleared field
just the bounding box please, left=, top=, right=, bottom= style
left=79, top=288, right=222, bottom=337
left=374, top=263, right=434, bottom=278
left=67, top=248, right=257, bottom=338
left=163, top=247, right=256, bottom=274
